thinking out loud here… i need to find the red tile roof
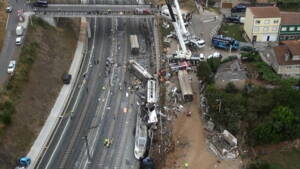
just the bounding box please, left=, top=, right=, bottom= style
left=280, top=12, right=300, bottom=25
left=274, top=40, right=300, bottom=65
left=249, top=7, right=280, bottom=18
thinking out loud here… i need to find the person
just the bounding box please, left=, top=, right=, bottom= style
left=184, top=162, right=189, bottom=168
left=104, top=138, right=109, bottom=147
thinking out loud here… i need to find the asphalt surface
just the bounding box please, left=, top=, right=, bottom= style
left=0, top=0, right=28, bottom=84
left=35, top=2, right=155, bottom=169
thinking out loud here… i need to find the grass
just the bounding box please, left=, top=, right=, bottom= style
left=180, top=0, right=198, bottom=12
left=219, top=23, right=246, bottom=42
left=0, top=0, right=8, bottom=52
left=260, top=149, right=300, bottom=169
left=0, top=17, right=47, bottom=129
left=207, top=7, right=221, bottom=14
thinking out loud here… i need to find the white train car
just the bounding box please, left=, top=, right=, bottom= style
left=129, top=59, right=153, bottom=81
left=147, top=80, right=157, bottom=104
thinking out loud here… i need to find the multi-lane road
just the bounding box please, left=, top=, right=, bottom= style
left=36, top=6, right=155, bottom=169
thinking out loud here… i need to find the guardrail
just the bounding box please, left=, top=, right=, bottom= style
left=34, top=11, right=155, bottom=18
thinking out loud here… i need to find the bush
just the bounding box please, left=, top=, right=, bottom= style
left=0, top=100, right=15, bottom=125
left=247, top=159, right=271, bottom=169
left=197, top=61, right=214, bottom=84
left=32, top=16, right=52, bottom=30
left=207, top=57, right=221, bottom=73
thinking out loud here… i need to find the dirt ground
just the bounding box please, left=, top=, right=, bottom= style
left=162, top=73, right=242, bottom=169
left=0, top=18, right=80, bottom=169
left=0, top=0, right=8, bottom=51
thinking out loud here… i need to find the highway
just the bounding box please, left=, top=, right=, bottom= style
left=36, top=8, right=155, bottom=169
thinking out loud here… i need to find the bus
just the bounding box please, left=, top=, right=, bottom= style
left=129, top=60, right=153, bottom=81
left=130, top=35, right=139, bottom=54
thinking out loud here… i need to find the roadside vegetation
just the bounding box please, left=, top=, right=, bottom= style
left=205, top=83, right=300, bottom=145
left=0, top=17, right=79, bottom=169
left=277, top=0, right=300, bottom=11
left=196, top=52, right=300, bottom=168
left=219, top=23, right=246, bottom=42
left=241, top=51, right=298, bottom=85
left=0, top=0, right=8, bottom=51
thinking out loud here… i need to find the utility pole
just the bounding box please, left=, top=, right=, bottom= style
left=83, top=136, right=92, bottom=163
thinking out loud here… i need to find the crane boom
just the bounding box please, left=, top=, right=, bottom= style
left=174, top=0, right=188, bottom=36
left=165, top=0, right=187, bottom=52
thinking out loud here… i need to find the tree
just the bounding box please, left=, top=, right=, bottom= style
left=251, top=106, right=300, bottom=145
left=225, top=82, right=238, bottom=93
left=197, top=61, right=213, bottom=83
left=207, top=58, right=221, bottom=73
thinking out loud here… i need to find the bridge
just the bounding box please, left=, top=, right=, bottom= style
left=33, top=4, right=159, bottom=18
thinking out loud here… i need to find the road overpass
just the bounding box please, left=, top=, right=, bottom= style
left=33, top=4, right=158, bottom=18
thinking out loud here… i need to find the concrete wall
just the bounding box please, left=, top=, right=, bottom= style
left=244, top=8, right=254, bottom=42
left=277, top=64, right=300, bottom=78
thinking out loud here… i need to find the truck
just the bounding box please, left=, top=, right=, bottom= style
left=130, top=35, right=139, bottom=54
left=212, top=35, right=239, bottom=50
left=16, top=25, right=24, bottom=36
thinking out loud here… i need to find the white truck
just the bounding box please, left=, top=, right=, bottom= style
left=16, top=25, right=24, bottom=36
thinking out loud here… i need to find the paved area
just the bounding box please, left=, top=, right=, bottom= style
left=0, top=0, right=29, bottom=84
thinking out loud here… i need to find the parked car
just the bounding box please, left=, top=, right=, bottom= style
left=16, top=36, right=23, bottom=45
left=32, top=0, right=48, bottom=8
left=223, top=16, right=242, bottom=24
left=62, top=73, right=72, bottom=84
left=6, top=6, right=13, bottom=13
left=207, top=52, right=222, bottom=59
left=240, top=46, right=255, bottom=52
left=7, top=60, right=16, bottom=74
left=231, top=4, right=247, bottom=13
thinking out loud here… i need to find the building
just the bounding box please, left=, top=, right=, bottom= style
left=271, top=40, right=300, bottom=78
left=279, top=12, right=300, bottom=41
left=244, top=7, right=281, bottom=42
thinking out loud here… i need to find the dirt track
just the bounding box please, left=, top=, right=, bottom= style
left=162, top=73, right=242, bottom=169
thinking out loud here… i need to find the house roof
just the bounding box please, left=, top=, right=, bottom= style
left=273, top=40, right=300, bottom=65
left=249, top=7, right=280, bottom=18
left=280, top=12, right=300, bottom=25
left=281, top=40, right=300, bottom=56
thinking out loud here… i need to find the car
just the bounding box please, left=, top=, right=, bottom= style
left=6, top=6, right=13, bottom=13
left=7, top=60, right=16, bottom=74
left=16, top=37, right=23, bottom=45
left=200, top=53, right=205, bottom=61
left=62, top=73, right=72, bottom=84
left=32, top=0, right=48, bottom=8
left=207, top=52, right=222, bottom=59
left=223, top=16, right=241, bottom=24
left=231, top=4, right=247, bottom=13
left=240, top=46, right=255, bottom=52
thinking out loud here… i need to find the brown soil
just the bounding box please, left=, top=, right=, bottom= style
left=0, top=18, right=80, bottom=169
left=154, top=73, right=242, bottom=169
left=0, top=0, right=8, bottom=51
